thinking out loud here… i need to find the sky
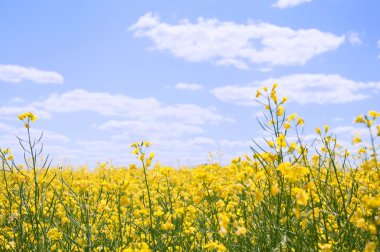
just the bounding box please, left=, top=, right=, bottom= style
left=1, top=0, right=379, bottom=167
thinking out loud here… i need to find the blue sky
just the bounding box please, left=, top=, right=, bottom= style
left=1, top=0, right=379, bottom=166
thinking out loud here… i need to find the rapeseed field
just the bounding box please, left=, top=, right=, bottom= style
left=1, top=85, right=379, bottom=251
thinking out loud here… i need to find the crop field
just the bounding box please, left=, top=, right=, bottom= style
left=0, top=85, right=379, bottom=251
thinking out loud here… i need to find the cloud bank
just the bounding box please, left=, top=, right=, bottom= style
left=130, top=13, right=345, bottom=69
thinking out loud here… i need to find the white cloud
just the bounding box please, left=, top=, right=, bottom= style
left=10, top=97, right=24, bottom=103
left=99, top=120, right=203, bottom=138
left=175, top=82, right=204, bottom=90
left=0, top=89, right=235, bottom=166
left=273, top=0, right=311, bottom=8
left=257, top=67, right=273, bottom=73
left=332, top=126, right=370, bottom=138
left=214, top=58, right=250, bottom=69
left=0, top=123, right=69, bottom=144
left=73, top=136, right=218, bottom=167
left=130, top=13, right=345, bottom=69
left=347, top=32, right=362, bottom=46
left=0, top=89, right=228, bottom=124
left=0, top=64, right=63, bottom=84
left=211, top=74, right=380, bottom=105
left=219, top=139, right=252, bottom=148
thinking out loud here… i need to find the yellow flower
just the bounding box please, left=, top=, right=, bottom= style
left=364, top=242, right=376, bottom=252
left=18, top=112, right=37, bottom=122
left=277, top=133, right=287, bottom=148
left=47, top=227, right=62, bottom=240
left=276, top=106, right=285, bottom=117
left=267, top=140, right=275, bottom=148
left=361, top=159, right=376, bottom=172
left=255, top=190, right=264, bottom=202
left=296, top=117, right=304, bottom=126
left=315, top=127, right=321, bottom=135
left=324, top=125, right=329, bottom=133
left=271, top=184, right=279, bottom=196
left=291, top=187, right=309, bottom=205
left=287, top=113, right=298, bottom=121
left=288, top=142, right=297, bottom=153
left=235, top=226, right=247, bottom=236
left=144, top=141, right=151, bottom=148
left=277, top=162, right=309, bottom=182
left=368, top=110, right=380, bottom=118
left=162, top=221, right=175, bottom=231
left=255, top=90, right=261, bottom=98
left=280, top=96, right=288, bottom=104
left=271, top=91, right=278, bottom=104
left=131, top=148, right=139, bottom=155
left=318, top=243, right=332, bottom=251
left=369, top=224, right=377, bottom=235
left=355, top=115, right=365, bottom=123
left=283, top=121, right=291, bottom=130
left=204, top=241, right=226, bottom=251
left=292, top=207, right=300, bottom=218
left=366, top=119, right=373, bottom=127
left=377, top=125, right=380, bottom=136
left=355, top=218, right=366, bottom=229
left=352, top=133, right=362, bottom=144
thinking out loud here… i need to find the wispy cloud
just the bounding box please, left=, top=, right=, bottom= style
left=130, top=13, right=345, bottom=69
left=99, top=120, right=204, bottom=138
left=332, top=126, right=370, bottom=138
left=175, top=82, right=204, bottom=91
left=0, top=89, right=229, bottom=124
left=0, top=64, right=63, bottom=84
left=211, top=74, right=380, bottom=105
left=347, top=32, right=362, bottom=46
left=273, top=0, right=312, bottom=8
left=0, top=89, right=234, bottom=166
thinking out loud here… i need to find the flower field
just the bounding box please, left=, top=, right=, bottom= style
left=1, top=85, right=379, bottom=251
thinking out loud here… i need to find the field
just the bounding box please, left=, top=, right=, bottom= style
left=1, top=85, right=379, bottom=251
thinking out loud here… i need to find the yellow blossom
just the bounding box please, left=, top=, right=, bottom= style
left=256, top=90, right=261, bottom=98
left=324, top=125, right=329, bottom=133
left=277, top=162, right=310, bottom=182
left=287, top=113, right=298, bottom=121
left=283, top=121, right=291, bottom=130
left=280, top=96, right=288, bottom=104
left=364, top=242, right=376, bottom=252
left=368, top=110, right=380, bottom=118
left=255, top=190, right=264, bottom=202
left=276, top=106, right=285, bottom=117
left=291, top=187, right=309, bottom=205
left=352, top=133, right=362, bottom=144
left=355, top=115, right=365, bottom=123
left=18, top=112, right=37, bottom=122
left=267, top=140, right=275, bottom=148
left=296, top=117, right=304, bottom=126
left=271, top=184, right=280, bottom=196
left=277, top=133, right=287, bottom=148
left=162, top=221, right=175, bottom=231
left=235, top=226, right=247, bottom=236
left=315, top=127, right=321, bottom=135
left=318, top=243, right=332, bottom=251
